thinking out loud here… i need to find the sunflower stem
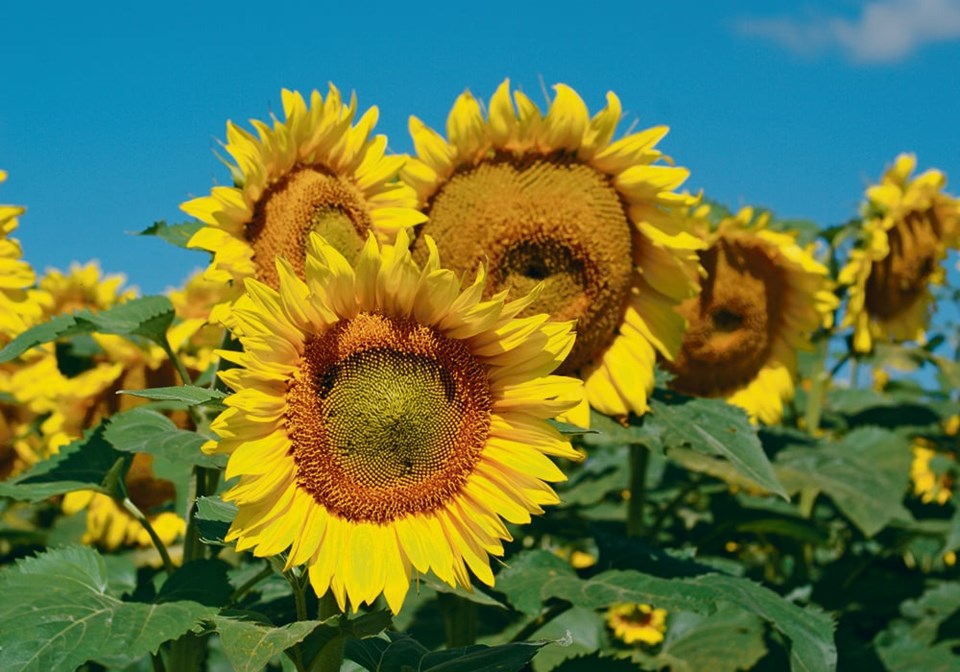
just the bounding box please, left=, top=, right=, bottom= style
left=122, top=497, right=175, bottom=576
left=439, top=593, right=478, bottom=647
left=804, top=339, right=829, bottom=436
left=310, top=591, right=345, bottom=672
left=627, top=443, right=649, bottom=537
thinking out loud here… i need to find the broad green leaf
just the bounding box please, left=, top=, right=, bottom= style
left=875, top=582, right=960, bottom=671
left=157, top=559, right=233, bottom=607
left=583, top=411, right=651, bottom=449
left=775, top=427, right=913, bottom=537
left=529, top=606, right=603, bottom=672
left=118, top=385, right=226, bottom=406
left=300, top=610, right=393, bottom=670
left=105, top=407, right=224, bottom=468
left=546, top=419, right=598, bottom=436
left=345, top=631, right=548, bottom=672
left=646, top=390, right=787, bottom=499
left=139, top=219, right=205, bottom=249
left=214, top=616, right=323, bottom=672
left=494, top=550, right=576, bottom=616
left=652, top=606, right=767, bottom=672
left=552, top=653, right=638, bottom=671
left=196, top=495, right=238, bottom=545
left=533, top=568, right=835, bottom=672
left=0, top=424, right=125, bottom=501
left=0, top=546, right=217, bottom=672
left=0, top=314, right=87, bottom=363
left=428, top=580, right=509, bottom=609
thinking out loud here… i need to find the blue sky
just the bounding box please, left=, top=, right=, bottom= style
left=2, top=0, right=959, bottom=294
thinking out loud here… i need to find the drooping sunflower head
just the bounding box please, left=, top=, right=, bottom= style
left=402, top=79, right=703, bottom=418
left=606, top=603, right=668, bottom=646
left=664, top=207, right=837, bottom=424
left=208, top=230, right=583, bottom=614
left=910, top=439, right=955, bottom=506
left=182, top=86, right=426, bottom=302
left=839, top=154, right=960, bottom=353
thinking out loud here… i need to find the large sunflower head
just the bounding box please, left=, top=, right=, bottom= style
left=401, top=79, right=703, bottom=419
left=182, top=86, right=426, bottom=304
left=664, top=207, right=837, bottom=424
left=839, top=154, right=960, bottom=353
left=206, top=231, right=582, bottom=614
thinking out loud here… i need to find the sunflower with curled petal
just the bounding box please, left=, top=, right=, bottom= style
left=206, top=230, right=582, bottom=614
left=182, top=86, right=426, bottom=321
left=839, top=154, right=960, bottom=353
left=664, top=206, right=838, bottom=424
left=401, top=79, right=702, bottom=421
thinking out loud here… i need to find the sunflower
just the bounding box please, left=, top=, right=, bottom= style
left=182, top=86, right=425, bottom=313
left=664, top=207, right=837, bottom=425
left=207, top=231, right=582, bottom=614
left=61, top=453, right=185, bottom=550
left=606, top=603, right=668, bottom=646
left=166, top=270, right=230, bottom=375
left=0, top=169, right=44, bottom=340
left=401, top=79, right=702, bottom=420
left=910, top=439, right=955, bottom=505
left=839, top=154, right=960, bottom=353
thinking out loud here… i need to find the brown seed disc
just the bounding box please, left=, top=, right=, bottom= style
left=865, top=208, right=942, bottom=320
left=246, top=166, right=372, bottom=289
left=125, top=453, right=177, bottom=513
left=286, top=312, right=493, bottom=523
left=412, top=152, right=635, bottom=373
left=665, top=237, right=784, bottom=396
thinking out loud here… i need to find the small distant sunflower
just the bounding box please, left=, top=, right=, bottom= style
left=839, top=154, right=960, bottom=353
left=207, top=231, right=582, bottom=614
left=166, top=271, right=230, bottom=374
left=910, top=439, right=955, bottom=505
left=664, top=207, right=837, bottom=424
left=0, top=169, right=44, bottom=340
left=401, top=79, right=702, bottom=419
left=62, top=453, right=185, bottom=550
left=182, top=86, right=425, bottom=306
left=606, top=603, right=668, bottom=646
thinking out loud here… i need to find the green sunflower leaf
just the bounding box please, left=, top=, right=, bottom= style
left=0, top=313, right=88, bottom=363
left=497, top=553, right=835, bottom=672
left=104, top=407, right=224, bottom=468
left=157, top=559, right=234, bottom=607
left=0, top=423, right=125, bottom=501
left=646, top=390, right=788, bottom=499
left=117, top=384, right=226, bottom=407
left=774, top=427, right=913, bottom=537
left=214, top=616, right=326, bottom=672
left=345, top=631, right=549, bottom=672
left=196, top=495, right=238, bottom=545
left=138, top=219, right=205, bottom=249
left=649, top=606, right=768, bottom=672
left=0, top=546, right=218, bottom=672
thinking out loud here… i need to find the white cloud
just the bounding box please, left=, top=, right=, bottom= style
left=736, top=0, right=960, bottom=63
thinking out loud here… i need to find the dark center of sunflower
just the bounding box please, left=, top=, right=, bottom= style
left=246, top=166, right=372, bottom=289
left=618, top=606, right=655, bottom=627
left=125, top=453, right=177, bottom=513
left=286, top=312, right=493, bottom=523
left=665, top=237, right=784, bottom=396
left=412, top=152, right=635, bottom=374
left=865, top=208, right=942, bottom=320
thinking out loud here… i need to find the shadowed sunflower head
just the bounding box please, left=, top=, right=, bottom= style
left=206, top=230, right=583, bottom=614
left=839, top=154, right=960, bottom=353
left=401, top=79, right=703, bottom=420
left=665, top=206, right=837, bottom=424
left=606, top=603, right=667, bottom=646
left=181, top=86, right=426, bottom=320
left=910, top=439, right=955, bottom=505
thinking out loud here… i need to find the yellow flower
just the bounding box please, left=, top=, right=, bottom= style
left=166, top=271, right=230, bottom=374
left=910, top=440, right=955, bottom=505
left=62, top=454, right=185, bottom=551
left=839, top=154, right=960, bottom=353
left=401, top=79, right=702, bottom=420
left=0, top=169, right=44, bottom=341
left=606, top=603, right=668, bottom=646
left=664, top=207, right=837, bottom=424
left=206, top=231, right=583, bottom=614
left=181, top=86, right=425, bottom=316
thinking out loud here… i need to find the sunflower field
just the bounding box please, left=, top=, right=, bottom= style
left=1, top=81, right=958, bottom=672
